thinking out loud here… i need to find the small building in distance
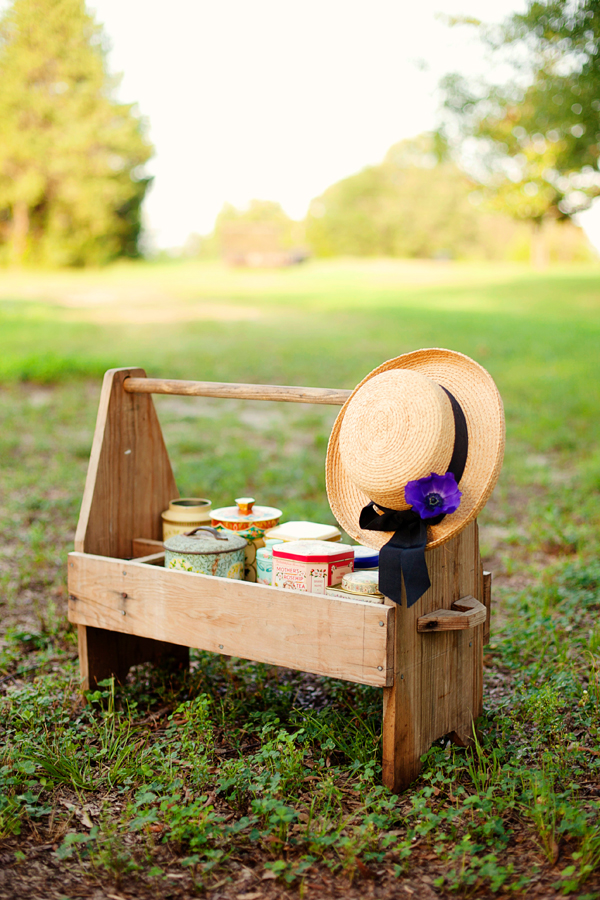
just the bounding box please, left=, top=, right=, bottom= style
left=220, top=222, right=308, bottom=268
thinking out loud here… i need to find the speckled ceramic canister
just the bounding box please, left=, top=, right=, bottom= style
left=164, top=526, right=247, bottom=580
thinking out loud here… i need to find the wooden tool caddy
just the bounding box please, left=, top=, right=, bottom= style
left=68, top=367, right=491, bottom=792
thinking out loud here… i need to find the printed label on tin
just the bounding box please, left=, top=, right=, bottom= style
left=331, top=562, right=353, bottom=583
left=273, top=562, right=309, bottom=592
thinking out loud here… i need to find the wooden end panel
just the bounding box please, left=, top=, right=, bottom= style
left=67, top=553, right=393, bottom=688
left=482, top=571, right=492, bottom=646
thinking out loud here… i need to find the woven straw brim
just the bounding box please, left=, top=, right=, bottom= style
left=326, top=349, right=505, bottom=551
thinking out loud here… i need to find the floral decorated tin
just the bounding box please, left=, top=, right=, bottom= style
left=325, top=582, right=384, bottom=604
left=272, top=540, right=354, bottom=594
left=326, top=571, right=383, bottom=603
left=164, top=526, right=246, bottom=580
left=256, top=539, right=284, bottom=585
left=211, top=498, right=282, bottom=582
left=342, top=571, right=382, bottom=596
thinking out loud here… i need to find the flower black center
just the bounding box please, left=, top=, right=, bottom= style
left=425, top=492, right=443, bottom=510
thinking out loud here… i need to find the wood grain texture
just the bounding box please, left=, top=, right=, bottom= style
left=382, top=520, right=484, bottom=792
left=417, top=596, right=487, bottom=632
left=77, top=624, right=189, bottom=692
left=132, top=552, right=166, bottom=565
left=132, top=538, right=164, bottom=557
left=68, top=552, right=394, bottom=688
left=483, top=570, right=492, bottom=646
left=74, top=369, right=178, bottom=558
left=123, top=377, right=352, bottom=406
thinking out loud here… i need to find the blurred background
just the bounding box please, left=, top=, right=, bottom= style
left=1, top=0, right=599, bottom=267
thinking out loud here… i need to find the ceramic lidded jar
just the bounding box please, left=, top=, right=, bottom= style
left=161, top=498, right=212, bottom=541
left=164, top=526, right=246, bottom=580
left=211, top=498, right=282, bottom=582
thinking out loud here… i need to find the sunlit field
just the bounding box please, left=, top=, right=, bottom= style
left=2, top=258, right=600, bottom=898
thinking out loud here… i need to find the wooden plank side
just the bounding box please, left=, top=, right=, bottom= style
left=74, top=368, right=178, bottom=558
left=67, top=553, right=394, bottom=688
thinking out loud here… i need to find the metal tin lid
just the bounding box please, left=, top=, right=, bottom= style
left=265, top=521, right=341, bottom=542
left=164, top=526, right=247, bottom=555
left=272, top=540, right=354, bottom=562
left=211, top=497, right=282, bottom=525
left=353, top=545, right=380, bottom=568
left=342, top=571, right=382, bottom=596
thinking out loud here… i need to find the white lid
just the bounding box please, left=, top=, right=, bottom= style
left=265, top=521, right=341, bottom=542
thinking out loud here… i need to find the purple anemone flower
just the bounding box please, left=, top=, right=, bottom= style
left=404, top=471, right=462, bottom=519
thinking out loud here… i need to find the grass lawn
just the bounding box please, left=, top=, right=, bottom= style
left=1, top=258, right=600, bottom=898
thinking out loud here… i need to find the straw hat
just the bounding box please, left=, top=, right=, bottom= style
left=326, top=348, right=504, bottom=551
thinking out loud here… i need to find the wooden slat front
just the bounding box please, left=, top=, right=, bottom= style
left=67, top=553, right=394, bottom=688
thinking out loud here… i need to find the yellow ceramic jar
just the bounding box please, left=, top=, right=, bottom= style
left=161, top=498, right=212, bottom=541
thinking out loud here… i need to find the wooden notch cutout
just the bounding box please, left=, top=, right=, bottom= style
left=416, top=595, right=487, bottom=632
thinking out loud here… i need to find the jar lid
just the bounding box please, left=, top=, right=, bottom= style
left=164, top=526, right=246, bottom=555
left=273, top=540, right=354, bottom=561
left=342, top=571, right=382, bottom=596
left=353, top=545, right=380, bottom=568
left=265, top=521, right=341, bottom=542
left=162, top=498, right=212, bottom=523
left=169, top=498, right=211, bottom=511
left=211, top=497, right=282, bottom=525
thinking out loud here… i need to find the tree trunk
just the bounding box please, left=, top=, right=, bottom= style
left=531, top=219, right=549, bottom=270
left=10, top=200, right=29, bottom=265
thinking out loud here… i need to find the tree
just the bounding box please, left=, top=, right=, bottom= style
left=440, top=1, right=600, bottom=265
left=307, top=134, right=503, bottom=259
left=0, top=0, right=153, bottom=266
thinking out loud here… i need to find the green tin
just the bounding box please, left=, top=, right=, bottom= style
left=164, top=526, right=247, bottom=580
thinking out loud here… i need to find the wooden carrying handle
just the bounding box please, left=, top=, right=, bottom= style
left=416, top=596, right=487, bottom=633
left=123, top=377, right=352, bottom=406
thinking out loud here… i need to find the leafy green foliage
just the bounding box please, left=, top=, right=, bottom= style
left=0, top=0, right=153, bottom=266
left=440, top=0, right=600, bottom=238
left=305, top=134, right=591, bottom=261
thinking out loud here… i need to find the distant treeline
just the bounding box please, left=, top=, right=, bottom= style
left=192, top=135, right=593, bottom=264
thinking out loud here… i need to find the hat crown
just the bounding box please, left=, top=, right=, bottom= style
left=338, top=369, right=455, bottom=510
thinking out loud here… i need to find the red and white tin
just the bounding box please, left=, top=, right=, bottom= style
left=272, top=540, right=354, bottom=594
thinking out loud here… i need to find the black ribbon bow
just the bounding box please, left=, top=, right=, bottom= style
left=359, top=386, right=468, bottom=607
